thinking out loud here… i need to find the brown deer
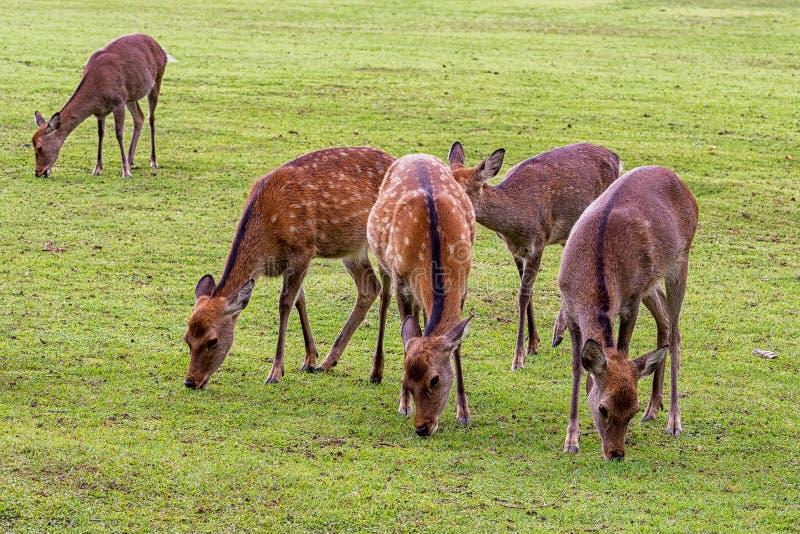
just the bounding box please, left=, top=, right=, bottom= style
left=185, top=147, right=396, bottom=389
left=32, top=33, right=174, bottom=178
left=448, top=142, right=622, bottom=370
left=368, top=154, right=476, bottom=436
left=556, top=166, right=698, bottom=460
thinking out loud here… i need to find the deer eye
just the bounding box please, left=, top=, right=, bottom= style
left=206, top=338, right=218, bottom=349
left=599, top=405, right=609, bottom=418
left=429, top=375, right=439, bottom=388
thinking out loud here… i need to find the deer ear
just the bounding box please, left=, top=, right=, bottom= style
left=46, top=112, right=62, bottom=132
left=476, top=148, right=505, bottom=182
left=195, top=274, right=216, bottom=300
left=225, top=279, right=254, bottom=315
left=634, top=346, right=668, bottom=378
left=441, top=315, right=473, bottom=352
left=401, top=315, right=422, bottom=352
left=448, top=141, right=465, bottom=167
left=580, top=339, right=607, bottom=376
left=34, top=111, right=47, bottom=127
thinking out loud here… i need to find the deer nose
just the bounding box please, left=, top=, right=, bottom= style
left=610, top=451, right=625, bottom=461
left=184, top=378, right=196, bottom=389
left=415, top=424, right=430, bottom=437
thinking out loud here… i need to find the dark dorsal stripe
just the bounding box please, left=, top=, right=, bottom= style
left=214, top=178, right=268, bottom=295
left=595, top=184, right=625, bottom=348
left=412, top=161, right=445, bottom=336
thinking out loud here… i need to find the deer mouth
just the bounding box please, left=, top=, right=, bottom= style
left=35, top=168, right=51, bottom=178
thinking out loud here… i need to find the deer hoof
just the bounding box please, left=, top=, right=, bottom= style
left=564, top=445, right=579, bottom=454
left=641, top=414, right=655, bottom=422
left=552, top=336, right=564, bottom=348
left=456, top=415, right=471, bottom=426
left=369, top=375, right=382, bottom=385
left=265, top=377, right=280, bottom=385
left=667, top=427, right=682, bottom=437
left=300, top=365, right=315, bottom=373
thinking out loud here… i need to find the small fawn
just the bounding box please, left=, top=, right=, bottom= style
left=32, top=34, right=174, bottom=178
left=556, top=166, right=698, bottom=460
left=368, top=154, right=476, bottom=437
left=449, top=142, right=622, bottom=370
left=185, top=147, right=396, bottom=389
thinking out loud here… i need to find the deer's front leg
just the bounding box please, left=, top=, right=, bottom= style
left=564, top=324, right=583, bottom=454
left=93, top=116, right=105, bottom=176
left=112, top=104, right=131, bottom=178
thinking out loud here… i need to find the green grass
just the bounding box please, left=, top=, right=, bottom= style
left=1, top=0, right=799, bottom=531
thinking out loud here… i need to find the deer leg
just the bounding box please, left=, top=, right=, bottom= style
left=665, top=263, right=688, bottom=437
left=112, top=104, right=131, bottom=178
left=126, top=101, right=145, bottom=168
left=616, top=299, right=641, bottom=353
left=265, top=262, right=309, bottom=384
left=564, top=322, right=583, bottom=454
left=514, top=257, right=536, bottom=355
left=317, top=254, right=381, bottom=373
left=512, top=250, right=542, bottom=370
left=295, top=286, right=319, bottom=372
left=147, top=88, right=159, bottom=169
left=92, top=116, right=105, bottom=176
left=453, top=345, right=471, bottom=425
left=369, top=269, right=392, bottom=384
left=642, top=288, right=670, bottom=422
left=396, top=281, right=415, bottom=416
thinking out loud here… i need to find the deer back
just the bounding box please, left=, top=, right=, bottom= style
left=559, top=165, right=698, bottom=340
left=369, top=154, right=475, bottom=333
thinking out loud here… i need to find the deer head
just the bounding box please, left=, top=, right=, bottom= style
left=32, top=111, right=65, bottom=177
left=400, top=315, right=472, bottom=437
left=184, top=274, right=254, bottom=389
left=580, top=339, right=668, bottom=460
left=448, top=141, right=505, bottom=195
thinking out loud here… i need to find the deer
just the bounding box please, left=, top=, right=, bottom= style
left=448, top=142, right=622, bottom=371
left=32, top=33, right=175, bottom=178
left=368, top=153, right=476, bottom=437
left=185, top=147, right=396, bottom=389
left=555, top=165, right=698, bottom=460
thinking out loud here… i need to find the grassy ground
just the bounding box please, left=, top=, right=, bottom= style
left=1, top=0, right=799, bottom=531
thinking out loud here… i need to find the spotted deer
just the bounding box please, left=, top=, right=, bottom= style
left=448, top=142, right=622, bottom=370
left=32, top=33, right=174, bottom=178
left=556, top=166, right=698, bottom=460
left=368, top=154, right=476, bottom=437
left=185, top=147, right=396, bottom=389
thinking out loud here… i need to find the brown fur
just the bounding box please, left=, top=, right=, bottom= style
left=32, top=33, right=171, bottom=178
left=368, top=154, right=475, bottom=436
left=449, top=142, right=621, bottom=369
left=558, top=166, right=698, bottom=460
left=185, top=147, right=396, bottom=389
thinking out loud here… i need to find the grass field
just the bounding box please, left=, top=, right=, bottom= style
left=1, top=0, right=799, bottom=531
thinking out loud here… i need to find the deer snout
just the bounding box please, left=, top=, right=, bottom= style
left=415, top=422, right=438, bottom=437
left=184, top=378, right=196, bottom=389
left=608, top=450, right=625, bottom=461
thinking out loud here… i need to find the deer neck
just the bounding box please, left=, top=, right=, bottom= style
left=57, top=85, right=98, bottom=137
left=213, top=198, right=267, bottom=297
left=472, top=185, right=523, bottom=237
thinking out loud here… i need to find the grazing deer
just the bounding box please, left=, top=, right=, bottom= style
left=32, top=33, right=174, bottom=178
left=556, top=166, right=698, bottom=460
left=185, top=147, right=396, bottom=389
left=368, top=154, right=476, bottom=436
left=448, top=142, right=622, bottom=370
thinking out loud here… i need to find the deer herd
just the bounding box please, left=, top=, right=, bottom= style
left=31, top=34, right=698, bottom=460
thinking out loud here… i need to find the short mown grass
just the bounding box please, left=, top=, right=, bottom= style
left=1, top=0, right=799, bottom=531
